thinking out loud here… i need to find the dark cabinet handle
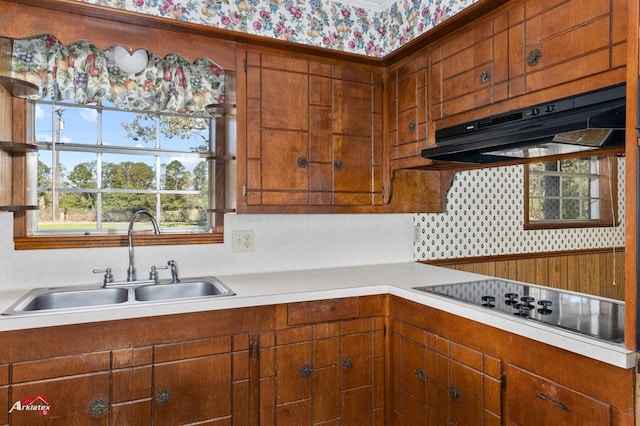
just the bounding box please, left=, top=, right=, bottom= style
left=299, top=364, right=313, bottom=379
left=89, top=399, right=108, bottom=418
left=408, top=120, right=416, bottom=132
left=536, top=392, right=569, bottom=411
left=415, top=368, right=426, bottom=383
left=334, top=159, right=344, bottom=170
left=527, top=49, right=542, bottom=66
left=297, top=156, right=308, bottom=168
left=342, top=357, right=354, bottom=370
left=449, top=386, right=462, bottom=402
left=479, top=69, right=491, bottom=83
left=155, top=389, right=173, bottom=406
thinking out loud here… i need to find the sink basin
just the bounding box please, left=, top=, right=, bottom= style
left=5, top=287, right=129, bottom=313
left=2, top=277, right=235, bottom=315
left=134, top=279, right=235, bottom=301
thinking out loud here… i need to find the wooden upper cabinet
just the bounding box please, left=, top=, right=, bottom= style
left=387, top=51, right=429, bottom=169
left=240, top=50, right=384, bottom=212
left=428, top=0, right=627, bottom=127
left=428, top=3, right=512, bottom=121
left=508, top=0, right=627, bottom=97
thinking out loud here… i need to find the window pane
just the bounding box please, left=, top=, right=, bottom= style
left=562, top=177, right=581, bottom=197
left=102, top=154, right=156, bottom=190
left=527, top=157, right=607, bottom=224
left=104, top=109, right=154, bottom=148
left=31, top=100, right=219, bottom=235
left=159, top=117, right=210, bottom=152
left=102, top=194, right=157, bottom=224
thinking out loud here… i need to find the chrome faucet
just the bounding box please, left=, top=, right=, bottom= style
left=127, top=210, right=160, bottom=281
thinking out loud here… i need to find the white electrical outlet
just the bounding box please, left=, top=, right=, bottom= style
left=232, top=230, right=254, bottom=252
left=414, top=224, right=421, bottom=244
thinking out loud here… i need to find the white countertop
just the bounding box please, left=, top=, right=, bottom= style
left=0, top=262, right=634, bottom=369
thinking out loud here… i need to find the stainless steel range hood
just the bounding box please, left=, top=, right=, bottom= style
left=422, top=84, right=626, bottom=164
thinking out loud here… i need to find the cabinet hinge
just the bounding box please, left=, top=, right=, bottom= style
left=500, top=372, right=506, bottom=392
left=242, top=183, right=248, bottom=197
left=383, top=323, right=387, bottom=336
left=243, top=58, right=247, bottom=73
left=249, top=339, right=260, bottom=358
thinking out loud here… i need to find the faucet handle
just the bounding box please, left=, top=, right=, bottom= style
left=93, top=268, right=114, bottom=287
left=168, top=260, right=180, bottom=283
left=149, top=265, right=168, bottom=283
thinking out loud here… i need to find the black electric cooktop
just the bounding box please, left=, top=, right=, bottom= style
left=413, top=279, right=624, bottom=343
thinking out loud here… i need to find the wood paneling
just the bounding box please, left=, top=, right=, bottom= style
left=428, top=249, right=625, bottom=300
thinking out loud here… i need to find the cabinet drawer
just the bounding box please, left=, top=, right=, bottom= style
left=287, top=298, right=361, bottom=325
left=506, top=364, right=611, bottom=425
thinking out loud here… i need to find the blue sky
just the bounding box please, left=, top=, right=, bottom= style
left=34, top=102, right=209, bottom=177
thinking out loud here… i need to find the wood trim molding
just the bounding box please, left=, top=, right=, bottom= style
left=422, top=247, right=625, bottom=266
left=13, top=232, right=223, bottom=250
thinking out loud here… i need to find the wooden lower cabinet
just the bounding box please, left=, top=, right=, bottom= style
left=259, top=315, right=386, bottom=425
left=150, top=335, right=251, bottom=425
left=9, top=351, right=111, bottom=425
left=389, top=295, right=635, bottom=426
left=391, top=319, right=501, bottom=425
left=0, top=294, right=634, bottom=425
left=505, top=364, right=612, bottom=425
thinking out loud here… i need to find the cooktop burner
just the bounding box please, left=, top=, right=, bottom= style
left=413, top=279, right=624, bottom=343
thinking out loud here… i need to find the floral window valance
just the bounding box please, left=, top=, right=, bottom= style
left=10, top=35, right=225, bottom=114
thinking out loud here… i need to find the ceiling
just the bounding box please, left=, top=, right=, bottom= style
left=333, top=0, right=395, bottom=12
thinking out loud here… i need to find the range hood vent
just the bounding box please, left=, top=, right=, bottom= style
left=422, top=84, right=626, bottom=164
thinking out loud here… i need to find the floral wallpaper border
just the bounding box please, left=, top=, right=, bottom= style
left=73, top=0, right=478, bottom=58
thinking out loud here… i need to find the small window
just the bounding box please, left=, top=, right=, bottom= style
left=524, top=156, right=618, bottom=229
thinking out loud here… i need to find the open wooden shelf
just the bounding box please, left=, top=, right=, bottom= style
left=0, top=75, right=38, bottom=98
left=0, top=140, right=37, bottom=153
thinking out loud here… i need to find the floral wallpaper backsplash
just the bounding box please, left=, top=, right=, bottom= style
left=74, top=0, right=478, bottom=57
left=414, top=159, right=626, bottom=261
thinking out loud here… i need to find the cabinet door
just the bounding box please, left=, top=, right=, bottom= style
left=429, top=7, right=510, bottom=120
left=241, top=51, right=383, bottom=211
left=152, top=335, right=250, bottom=426
left=260, top=326, right=314, bottom=425
left=390, top=320, right=428, bottom=425
left=245, top=53, right=310, bottom=206
left=388, top=52, right=429, bottom=169
left=380, top=317, right=506, bottom=426
left=332, top=67, right=384, bottom=206
left=508, top=0, right=626, bottom=96
left=261, top=316, right=385, bottom=425
left=505, top=364, right=611, bottom=425
left=9, top=352, right=111, bottom=425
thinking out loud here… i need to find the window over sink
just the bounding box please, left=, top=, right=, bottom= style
left=8, top=34, right=236, bottom=249
left=524, top=156, right=618, bottom=229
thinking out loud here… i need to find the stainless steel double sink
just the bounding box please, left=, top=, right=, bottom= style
left=2, top=277, right=235, bottom=315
